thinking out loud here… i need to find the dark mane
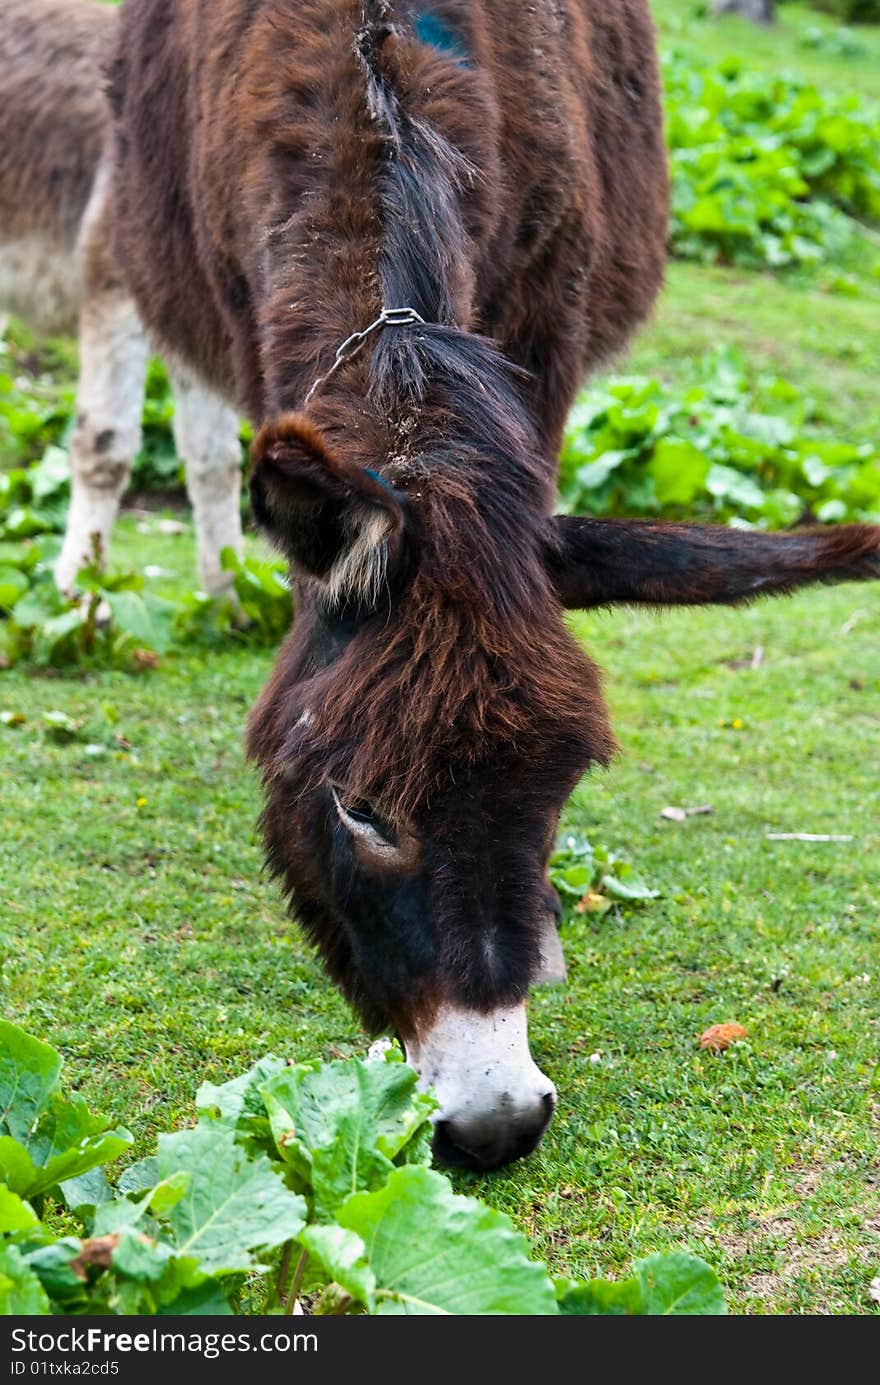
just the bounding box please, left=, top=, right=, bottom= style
left=357, top=1, right=546, bottom=503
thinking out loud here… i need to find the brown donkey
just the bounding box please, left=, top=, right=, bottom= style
left=108, top=0, right=879, bottom=1170
left=0, top=0, right=244, bottom=597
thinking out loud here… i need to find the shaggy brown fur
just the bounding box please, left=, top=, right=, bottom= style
left=0, top=0, right=245, bottom=599
left=0, top=0, right=112, bottom=251
left=0, top=0, right=115, bottom=332
left=109, top=0, right=878, bottom=1165
left=110, top=0, right=669, bottom=447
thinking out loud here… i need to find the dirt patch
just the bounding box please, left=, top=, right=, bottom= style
left=692, top=1167, right=880, bottom=1309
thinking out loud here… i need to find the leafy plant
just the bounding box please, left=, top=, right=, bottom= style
left=798, top=24, right=867, bottom=58
left=0, top=446, right=69, bottom=541
left=129, top=360, right=183, bottom=492
left=0, top=539, right=176, bottom=671
left=219, top=547, right=292, bottom=641
left=549, top=833, right=659, bottom=917
left=559, top=348, right=880, bottom=524
left=0, top=346, right=74, bottom=472
left=0, top=1023, right=131, bottom=1207
left=805, top=0, right=880, bottom=21
left=556, top=1252, right=726, bottom=1315
left=664, top=49, right=880, bottom=268
left=0, top=534, right=292, bottom=671
left=0, top=1023, right=725, bottom=1316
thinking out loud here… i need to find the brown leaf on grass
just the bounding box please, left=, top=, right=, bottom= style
left=575, top=890, right=611, bottom=915
left=699, top=1022, right=748, bottom=1052
left=69, top=1234, right=121, bottom=1280
left=132, top=649, right=160, bottom=671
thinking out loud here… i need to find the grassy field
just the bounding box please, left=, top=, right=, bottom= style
left=2, top=0, right=880, bottom=1316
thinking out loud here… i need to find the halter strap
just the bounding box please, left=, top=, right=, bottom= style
left=303, top=306, right=426, bottom=404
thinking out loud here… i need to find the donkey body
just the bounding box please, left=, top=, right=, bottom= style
left=0, top=0, right=244, bottom=596
left=104, top=0, right=878, bottom=1169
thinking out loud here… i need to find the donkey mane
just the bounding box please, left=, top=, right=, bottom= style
left=357, top=0, right=547, bottom=497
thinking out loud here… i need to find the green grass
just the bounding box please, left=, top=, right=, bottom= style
left=627, top=259, right=880, bottom=446
left=3, top=0, right=880, bottom=1317
left=1, top=524, right=878, bottom=1315
left=654, top=0, right=880, bottom=99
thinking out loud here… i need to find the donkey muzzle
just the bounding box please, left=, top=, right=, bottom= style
left=404, top=1001, right=556, bottom=1172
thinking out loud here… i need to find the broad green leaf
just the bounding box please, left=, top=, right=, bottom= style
left=0, top=1137, right=39, bottom=1197
left=0, top=1021, right=61, bottom=1143
left=27, top=1126, right=133, bottom=1198
left=297, top=1224, right=377, bottom=1310
left=0, top=1026, right=132, bottom=1195
left=31, top=609, right=86, bottom=666
left=556, top=1275, right=645, bottom=1315
left=24, top=1241, right=87, bottom=1309
left=157, top=1281, right=232, bottom=1316
left=551, top=863, right=596, bottom=897
left=93, top=1192, right=157, bottom=1237
left=65, top=1228, right=219, bottom=1316
left=28, top=447, right=69, bottom=503
left=574, top=450, right=630, bottom=490
left=337, top=1166, right=558, bottom=1315
left=111, top=1228, right=183, bottom=1286
left=0, top=1243, right=51, bottom=1315
left=310, top=1140, right=394, bottom=1223
left=0, top=566, right=29, bottom=609
left=105, top=590, right=174, bottom=654
left=636, top=1252, right=726, bottom=1315
left=0, top=1184, right=42, bottom=1238
left=11, top=583, right=64, bottom=627
left=157, top=1125, right=306, bottom=1275
left=705, top=464, right=765, bottom=509
left=148, top=1172, right=190, bottom=1217
left=600, top=868, right=660, bottom=902
left=117, top=1156, right=159, bottom=1196
left=196, top=1054, right=286, bottom=1154
left=556, top=1253, right=725, bottom=1315
left=262, top=1058, right=435, bottom=1216
left=59, top=1166, right=113, bottom=1217
left=649, top=437, right=711, bottom=506
left=95, top=1173, right=189, bottom=1236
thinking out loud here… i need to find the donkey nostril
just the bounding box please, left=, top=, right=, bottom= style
left=432, top=1119, right=486, bottom=1170
left=432, top=1118, right=510, bottom=1172
left=510, top=1091, right=556, bottom=1161
left=432, top=1095, right=556, bottom=1172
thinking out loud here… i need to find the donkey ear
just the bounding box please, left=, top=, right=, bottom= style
left=250, top=413, right=406, bottom=604
left=545, top=514, right=880, bottom=609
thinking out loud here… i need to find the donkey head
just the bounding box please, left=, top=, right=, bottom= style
left=246, top=355, right=879, bottom=1172
left=246, top=380, right=618, bottom=1170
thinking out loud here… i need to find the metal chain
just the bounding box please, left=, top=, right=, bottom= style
left=303, top=306, right=426, bottom=404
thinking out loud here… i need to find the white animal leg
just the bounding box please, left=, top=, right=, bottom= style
left=54, top=291, right=148, bottom=591
left=171, top=372, right=244, bottom=597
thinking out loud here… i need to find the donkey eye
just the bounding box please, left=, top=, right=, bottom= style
left=329, top=784, right=397, bottom=846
